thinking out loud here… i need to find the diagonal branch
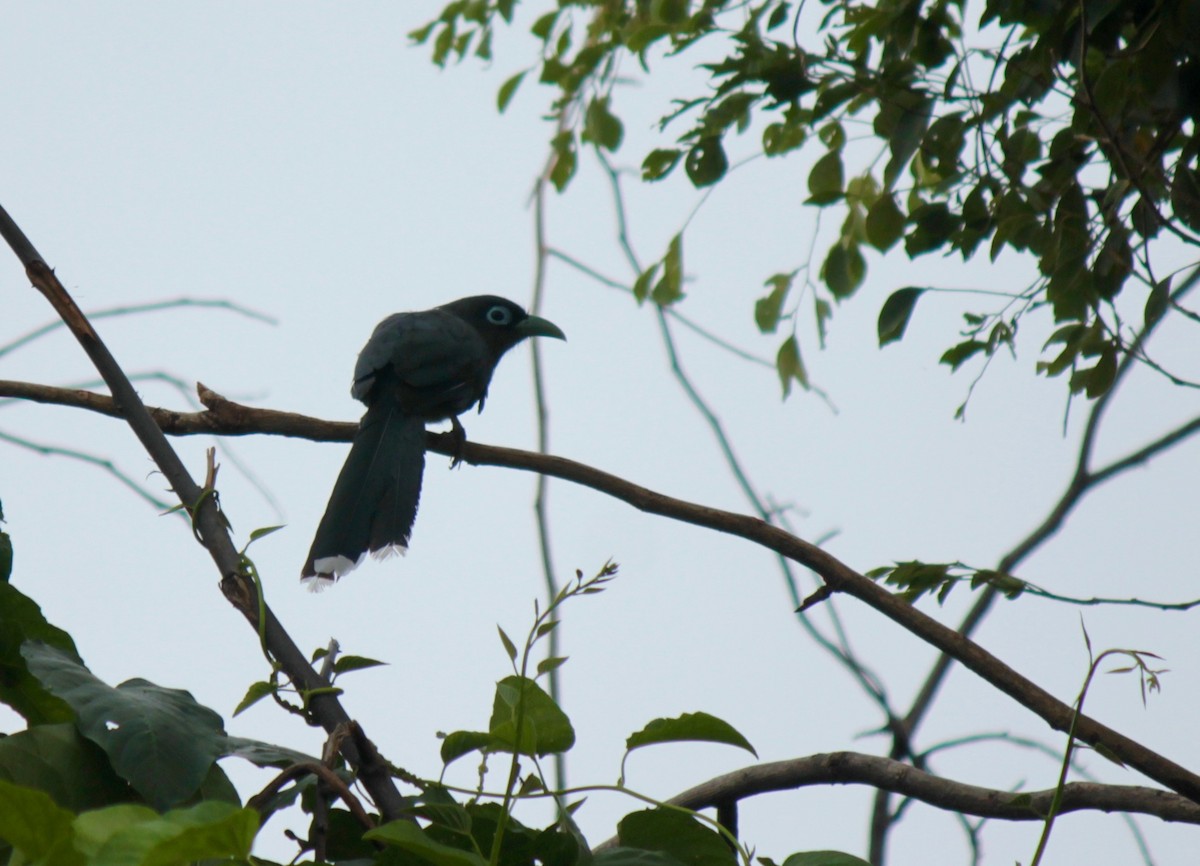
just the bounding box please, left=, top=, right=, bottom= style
left=0, top=204, right=408, bottom=821
left=5, top=377, right=1200, bottom=804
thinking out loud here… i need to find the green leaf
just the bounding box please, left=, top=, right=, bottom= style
left=583, top=97, right=624, bottom=152
left=652, top=234, right=685, bottom=306
left=488, top=675, right=575, bottom=756
left=775, top=336, right=808, bottom=398
left=22, top=642, right=225, bottom=810
left=940, top=340, right=986, bottom=372
left=537, top=656, right=568, bottom=676
left=782, top=852, right=873, bottom=866
left=246, top=525, right=283, bottom=544
left=368, top=819, right=488, bottom=866
left=81, top=801, right=258, bottom=866
left=1144, top=278, right=1170, bottom=329
left=865, top=194, right=905, bottom=251
left=806, top=151, right=844, bottom=204
left=497, top=71, right=525, bottom=113
left=0, top=582, right=80, bottom=724
left=625, top=711, right=756, bottom=757
left=820, top=241, right=865, bottom=298
left=439, top=730, right=493, bottom=766
left=617, top=809, right=735, bottom=866
left=685, top=138, right=728, bottom=187
left=0, top=778, right=84, bottom=866
left=877, top=288, right=924, bottom=347
left=332, top=654, right=387, bottom=675
left=530, top=11, right=557, bottom=40
left=755, top=272, right=796, bottom=333
left=0, top=724, right=133, bottom=813
left=763, top=122, right=806, bottom=156
left=497, top=626, right=518, bottom=662
left=594, top=848, right=689, bottom=866
left=218, top=736, right=317, bottom=769
left=643, top=149, right=682, bottom=181
left=232, top=682, right=273, bottom=717
left=633, top=264, right=660, bottom=304
left=550, top=131, right=577, bottom=192
left=1171, top=166, right=1200, bottom=231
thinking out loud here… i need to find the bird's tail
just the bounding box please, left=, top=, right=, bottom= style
left=301, top=402, right=425, bottom=586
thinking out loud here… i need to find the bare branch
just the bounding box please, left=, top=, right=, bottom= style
left=6, top=377, right=1200, bottom=804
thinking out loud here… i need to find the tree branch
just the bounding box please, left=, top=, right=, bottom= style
left=6, top=377, right=1200, bottom=804
left=0, top=204, right=408, bottom=821
left=664, top=752, right=1200, bottom=824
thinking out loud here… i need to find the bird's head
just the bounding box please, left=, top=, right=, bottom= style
left=441, top=295, right=566, bottom=354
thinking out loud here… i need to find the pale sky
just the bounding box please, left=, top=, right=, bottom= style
left=1, top=5, right=1198, bottom=865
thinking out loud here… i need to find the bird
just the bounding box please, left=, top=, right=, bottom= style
left=301, top=295, right=565, bottom=586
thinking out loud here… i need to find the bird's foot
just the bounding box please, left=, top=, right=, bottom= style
left=448, top=416, right=468, bottom=468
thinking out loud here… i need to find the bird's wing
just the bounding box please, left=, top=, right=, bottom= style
left=352, top=310, right=485, bottom=404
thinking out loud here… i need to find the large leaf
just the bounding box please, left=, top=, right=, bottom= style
left=77, top=800, right=257, bottom=866
left=617, top=809, right=734, bottom=866
left=22, top=642, right=225, bottom=810
left=0, top=778, right=85, bottom=866
left=0, top=723, right=134, bottom=812
left=367, top=820, right=488, bottom=866
left=625, top=712, right=756, bottom=757
left=488, top=675, right=575, bottom=756
left=877, top=288, right=925, bottom=347
left=0, top=581, right=80, bottom=724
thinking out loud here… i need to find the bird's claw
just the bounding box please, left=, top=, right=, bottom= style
left=449, top=416, right=468, bottom=468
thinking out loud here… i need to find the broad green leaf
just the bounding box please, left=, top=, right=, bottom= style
left=755, top=272, right=796, bottom=333
left=820, top=241, right=865, bottom=298
left=72, top=804, right=157, bottom=858
left=0, top=582, right=80, bottom=724
left=489, top=675, right=575, bottom=756
left=0, top=724, right=133, bottom=813
left=807, top=151, right=844, bottom=204
left=86, top=801, right=257, bottom=866
left=439, top=730, right=493, bottom=766
left=877, top=288, right=924, bottom=347
left=22, top=643, right=225, bottom=810
left=782, top=852, right=873, bottom=866
left=652, top=234, right=684, bottom=306
left=232, top=681, right=275, bottom=716
left=530, top=11, right=557, bottom=40
left=643, top=149, right=682, bottom=181
left=617, top=809, right=734, bottom=866
left=497, top=71, right=525, bottom=113
left=775, top=336, right=808, bottom=398
left=685, top=138, right=728, bottom=187
left=0, top=778, right=84, bottom=866
left=367, top=819, right=488, bottom=866
left=625, top=711, right=756, bottom=757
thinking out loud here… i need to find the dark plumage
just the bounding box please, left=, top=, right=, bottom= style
left=301, top=295, right=565, bottom=585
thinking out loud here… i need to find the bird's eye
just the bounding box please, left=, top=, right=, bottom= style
left=485, top=305, right=514, bottom=325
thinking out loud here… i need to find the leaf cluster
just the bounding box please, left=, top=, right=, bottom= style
left=412, top=0, right=1200, bottom=400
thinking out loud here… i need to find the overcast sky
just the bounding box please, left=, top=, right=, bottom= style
left=2, top=5, right=1198, bottom=865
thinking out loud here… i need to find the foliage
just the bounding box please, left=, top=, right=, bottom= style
left=413, top=0, right=1200, bottom=400
left=0, top=540, right=854, bottom=866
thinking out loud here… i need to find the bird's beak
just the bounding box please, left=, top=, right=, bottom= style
left=517, top=314, right=566, bottom=341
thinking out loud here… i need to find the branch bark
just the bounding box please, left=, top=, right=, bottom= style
left=4, top=376, right=1200, bottom=805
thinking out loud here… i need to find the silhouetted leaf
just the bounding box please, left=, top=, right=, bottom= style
left=877, top=288, right=924, bottom=346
